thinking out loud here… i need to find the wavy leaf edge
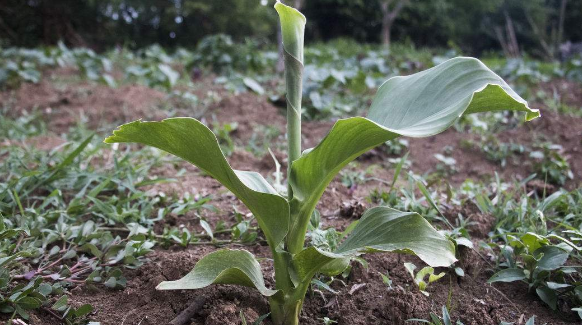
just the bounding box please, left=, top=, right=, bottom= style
left=292, top=207, right=457, bottom=284
left=156, top=249, right=280, bottom=297
left=287, top=57, right=540, bottom=252
left=104, top=118, right=290, bottom=248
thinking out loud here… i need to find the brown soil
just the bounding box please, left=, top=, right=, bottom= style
left=26, top=245, right=570, bottom=325
left=2, top=73, right=581, bottom=325
left=1, top=78, right=168, bottom=133
left=404, top=110, right=582, bottom=190
left=209, top=93, right=286, bottom=142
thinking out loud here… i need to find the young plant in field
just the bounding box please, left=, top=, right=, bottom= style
left=408, top=306, right=538, bottom=325
left=404, top=262, right=446, bottom=296
left=488, top=232, right=580, bottom=314
left=407, top=306, right=459, bottom=325
left=104, top=2, right=539, bottom=324
left=530, top=142, right=573, bottom=185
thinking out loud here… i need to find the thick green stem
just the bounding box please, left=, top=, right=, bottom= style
left=287, top=99, right=301, bottom=199
left=275, top=1, right=305, bottom=201
left=272, top=5, right=308, bottom=325
left=269, top=297, right=301, bottom=325
left=269, top=280, right=311, bottom=325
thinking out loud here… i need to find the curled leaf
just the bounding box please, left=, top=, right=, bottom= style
left=105, top=118, right=289, bottom=248
left=157, top=249, right=279, bottom=297
left=292, top=207, right=456, bottom=284
left=288, top=57, right=539, bottom=253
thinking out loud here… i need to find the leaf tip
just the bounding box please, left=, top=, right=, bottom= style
left=155, top=281, right=174, bottom=291
left=525, top=108, right=541, bottom=121
left=103, top=136, right=116, bottom=144
left=103, top=119, right=144, bottom=144
left=274, top=0, right=306, bottom=22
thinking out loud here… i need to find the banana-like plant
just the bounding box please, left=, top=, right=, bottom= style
left=104, top=2, right=539, bottom=324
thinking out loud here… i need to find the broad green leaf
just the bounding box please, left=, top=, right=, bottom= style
left=74, top=304, right=94, bottom=317
left=536, top=286, right=557, bottom=310
left=546, top=282, right=570, bottom=290
left=290, top=246, right=342, bottom=285
left=104, top=118, right=289, bottom=248
left=51, top=295, right=68, bottom=311
left=37, top=283, right=52, bottom=297
left=488, top=268, right=526, bottom=283
left=287, top=57, right=539, bottom=252
left=17, top=296, right=42, bottom=310
left=317, top=257, right=350, bottom=276
left=292, top=207, right=456, bottom=283
left=534, top=245, right=569, bottom=271
left=521, top=232, right=547, bottom=252
left=335, top=207, right=456, bottom=266
left=455, top=237, right=473, bottom=248
left=454, top=267, right=465, bottom=277
left=156, top=249, right=278, bottom=297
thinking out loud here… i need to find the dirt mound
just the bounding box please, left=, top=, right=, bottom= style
left=209, top=93, right=286, bottom=142
left=1, top=80, right=167, bottom=133
left=26, top=246, right=273, bottom=325
left=22, top=244, right=570, bottom=325
left=539, top=79, right=582, bottom=107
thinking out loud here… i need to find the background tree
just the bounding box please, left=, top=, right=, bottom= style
left=522, top=0, right=569, bottom=59
left=380, top=0, right=409, bottom=48
left=1, top=0, right=581, bottom=58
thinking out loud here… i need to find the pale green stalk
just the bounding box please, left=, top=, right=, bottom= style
left=272, top=3, right=306, bottom=324
left=276, top=0, right=305, bottom=200
left=276, top=0, right=308, bottom=260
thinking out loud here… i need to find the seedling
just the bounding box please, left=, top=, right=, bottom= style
left=530, top=142, right=573, bottom=185
left=488, top=232, right=579, bottom=312
left=434, top=153, right=457, bottom=175
left=407, top=306, right=458, bottom=325
left=378, top=271, right=393, bottom=289
left=211, top=121, right=238, bottom=156
left=407, top=306, right=538, bottom=325
left=404, top=262, right=446, bottom=296
left=240, top=310, right=270, bottom=325
left=104, top=2, right=538, bottom=324
left=321, top=317, right=337, bottom=325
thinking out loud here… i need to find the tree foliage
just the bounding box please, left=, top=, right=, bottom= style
left=0, top=0, right=581, bottom=56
